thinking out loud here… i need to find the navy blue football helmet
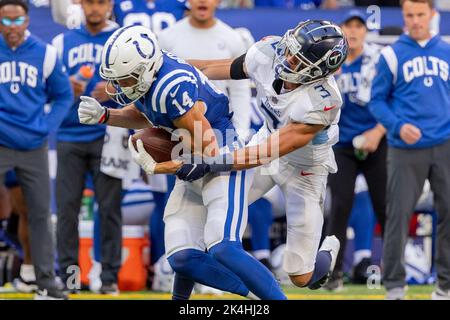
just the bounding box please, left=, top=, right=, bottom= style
left=274, top=20, right=348, bottom=84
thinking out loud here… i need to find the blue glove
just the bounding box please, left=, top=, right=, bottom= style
left=176, top=163, right=211, bottom=182
left=175, top=153, right=234, bottom=182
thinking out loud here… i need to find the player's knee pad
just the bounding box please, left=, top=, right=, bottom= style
left=283, top=224, right=321, bottom=275
left=283, top=249, right=307, bottom=276
left=164, top=216, right=203, bottom=257
left=204, top=217, right=227, bottom=248
left=202, top=174, right=229, bottom=207
left=203, top=196, right=235, bottom=248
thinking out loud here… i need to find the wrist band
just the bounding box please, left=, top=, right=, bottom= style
left=101, top=107, right=110, bottom=124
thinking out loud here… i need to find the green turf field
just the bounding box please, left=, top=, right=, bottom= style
left=0, top=285, right=435, bottom=300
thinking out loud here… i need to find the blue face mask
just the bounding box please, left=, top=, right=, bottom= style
left=1, top=16, right=26, bottom=27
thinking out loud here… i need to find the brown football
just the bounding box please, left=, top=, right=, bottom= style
left=131, top=128, right=180, bottom=163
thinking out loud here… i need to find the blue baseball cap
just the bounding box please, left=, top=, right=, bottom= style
left=340, top=9, right=367, bottom=26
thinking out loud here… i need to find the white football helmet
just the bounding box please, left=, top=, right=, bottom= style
left=100, top=25, right=163, bottom=105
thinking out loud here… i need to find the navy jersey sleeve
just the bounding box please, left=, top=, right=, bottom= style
left=161, top=76, right=199, bottom=121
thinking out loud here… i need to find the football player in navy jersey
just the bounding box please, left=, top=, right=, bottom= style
left=78, top=25, right=286, bottom=300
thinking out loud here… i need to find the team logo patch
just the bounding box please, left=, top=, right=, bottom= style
left=133, top=33, right=156, bottom=59
left=424, top=77, right=433, bottom=87
left=10, top=83, right=19, bottom=94
left=326, top=49, right=345, bottom=69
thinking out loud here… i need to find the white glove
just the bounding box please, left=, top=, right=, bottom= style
left=78, top=96, right=108, bottom=124
left=128, top=136, right=157, bottom=175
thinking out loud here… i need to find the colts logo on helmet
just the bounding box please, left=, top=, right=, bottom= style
left=132, top=33, right=156, bottom=59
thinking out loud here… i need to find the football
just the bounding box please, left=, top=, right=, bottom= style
left=131, top=127, right=180, bottom=163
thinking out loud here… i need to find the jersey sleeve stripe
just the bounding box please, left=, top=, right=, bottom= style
left=43, top=44, right=58, bottom=81
left=381, top=46, right=398, bottom=84
left=151, top=69, right=196, bottom=112
left=158, top=75, right=198, bottom=114
left=51, top=33, right=64, bottom=61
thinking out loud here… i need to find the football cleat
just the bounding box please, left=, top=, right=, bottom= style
left=34, top=287, right=68, bottom=300
left=308, top=235, right=340, bottom=290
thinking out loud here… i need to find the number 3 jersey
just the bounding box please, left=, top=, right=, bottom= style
left=134, top=52, right=237, bottom=148
left=245, top=36, right=343, bottom=173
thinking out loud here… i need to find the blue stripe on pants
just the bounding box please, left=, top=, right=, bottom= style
left=235, top=171, right=246, bottom=241
left=223, top=171, right=237, bottom=239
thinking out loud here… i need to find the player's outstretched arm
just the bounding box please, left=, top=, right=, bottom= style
left=230, top=122, right=325, bottom=170
left=78, top=96, right=151, bottom=129
left=177, top=122, right=326, bottom=181
left=108, top=105, right=152, bottom=129
left=188, top=59, right=233, bottom=80
left=189, top=55, right=248, bottom=81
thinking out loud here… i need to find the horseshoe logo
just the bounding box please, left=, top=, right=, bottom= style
left=424, top=77, right=433, bottom=87
left=10, top=83, right=19, bottom=94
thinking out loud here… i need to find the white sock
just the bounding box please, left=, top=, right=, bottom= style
left=353, top=250, right=371, bottom=266
left=246, top=291, right=260, bottom=300
left=20, top=264, right=36, bottom=282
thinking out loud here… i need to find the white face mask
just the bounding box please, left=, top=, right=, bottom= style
left=121, top=85, right=139, bottom=100
left=274, top=38, right=323, bottom=84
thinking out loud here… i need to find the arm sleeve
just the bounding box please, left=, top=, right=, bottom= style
left=368, top=55, right=404, bottom=137
left=45, top=52, right=73, bottom=132
left=51, top=33, right=64, bottom=61
left=244, top=37, right=279, bottom=81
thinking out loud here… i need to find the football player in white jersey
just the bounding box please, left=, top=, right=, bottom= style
left=173, top=20, right=349, bottom=289
left=112, top=21, right=347, bottom=292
